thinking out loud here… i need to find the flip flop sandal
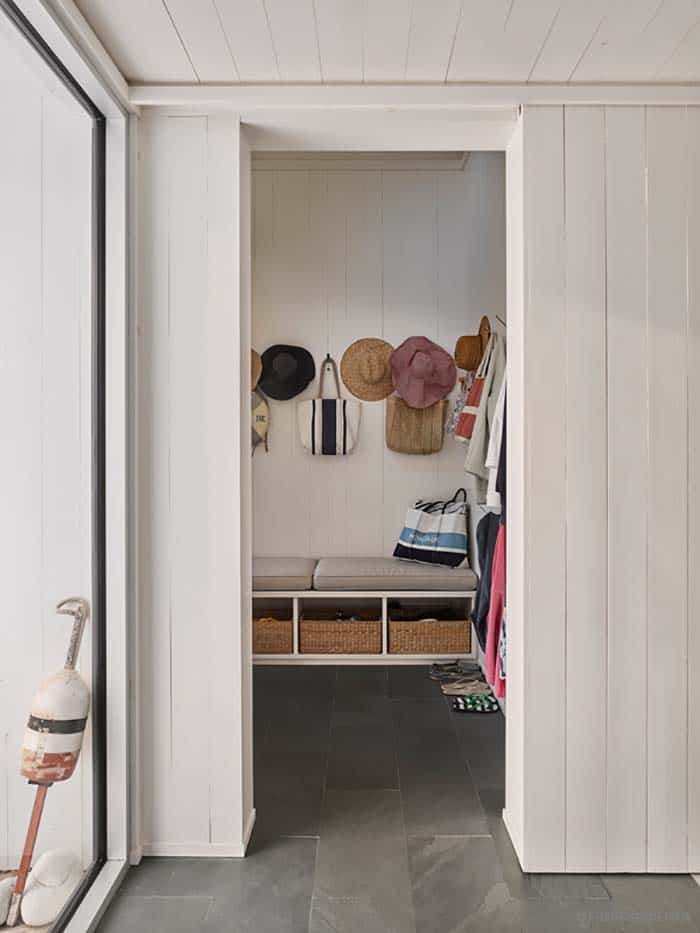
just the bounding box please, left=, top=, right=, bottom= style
left=452, top=695, right=500, bottom=714
left=441, top=679, right=491, bottom=697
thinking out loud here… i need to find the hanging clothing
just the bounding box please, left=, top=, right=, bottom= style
left=497, top=610, right=507, bottom=694
left=496, top=397, right=507, bottom=523
left=464, top=334, right=506, bottom=481
left=485, top=524, right=506, bottom=698
left=470, top=510, right=500, bottom=652
left=485, top=380, right=506, bottom=510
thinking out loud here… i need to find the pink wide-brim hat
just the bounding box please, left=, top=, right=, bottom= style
left=391, top=336, right=457, bottom=409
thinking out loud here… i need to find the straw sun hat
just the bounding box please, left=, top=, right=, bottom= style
left=251, top=349, right=263, bottom=390
left=454, top=315, right=491, bottom=372
left=341, top=338, right=394, bottom=401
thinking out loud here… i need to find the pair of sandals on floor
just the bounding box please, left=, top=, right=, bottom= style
left=430, top=660, right=500, bottom=714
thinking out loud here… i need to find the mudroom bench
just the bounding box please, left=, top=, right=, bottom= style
left=252, top=557, right=477, bottom=664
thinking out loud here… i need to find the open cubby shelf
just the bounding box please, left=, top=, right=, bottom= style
left=252, top=589, right=476, bottom=664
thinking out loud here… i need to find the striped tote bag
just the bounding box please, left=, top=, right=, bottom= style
left=298, top=355, right=361, bottom=456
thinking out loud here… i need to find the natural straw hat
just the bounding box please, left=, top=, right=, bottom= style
left=251, top=349, right=263, bottom=390
left=341, top=338, right=394, bottom=401
left=454, top=315, right=491, bottom=372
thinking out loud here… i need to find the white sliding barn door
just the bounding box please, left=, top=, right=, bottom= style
left=137, top=111, right=254, bottom=856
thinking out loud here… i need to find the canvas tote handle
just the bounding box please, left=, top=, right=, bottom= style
left=317, top=354, right=342, bottom=399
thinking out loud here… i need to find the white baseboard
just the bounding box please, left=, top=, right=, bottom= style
left=243, top=808, right=256, bottom=853
left=129, top=845, right=143, bottom=866
left=142, top=839, right=249, bottom=858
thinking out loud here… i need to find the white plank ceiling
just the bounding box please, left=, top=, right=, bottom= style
left=74, top=0, right=700, bottom=84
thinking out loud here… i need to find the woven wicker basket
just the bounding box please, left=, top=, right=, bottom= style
left=299, top=617, right=382, bottom=654
left=389, top=618, right=471, bottom=655
left=253, top=616, right=294, bottom=654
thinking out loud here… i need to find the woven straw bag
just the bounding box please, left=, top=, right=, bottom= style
left=385, top=396, right=447, bottom=455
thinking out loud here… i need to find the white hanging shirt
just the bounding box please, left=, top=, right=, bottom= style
left=485, top=377, right=506, bottom=510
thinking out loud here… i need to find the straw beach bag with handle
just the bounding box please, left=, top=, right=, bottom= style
left=298, top=354, right=361, bottom=455
left=386, top=396, right=447, bottom=455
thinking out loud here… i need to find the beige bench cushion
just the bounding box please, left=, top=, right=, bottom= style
left=253, top=557, right=317, bottom=591
left=313, top=557, right=477, bottom=592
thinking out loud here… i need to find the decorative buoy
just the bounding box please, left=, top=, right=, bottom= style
left=7, top=598, right=91, bottom=928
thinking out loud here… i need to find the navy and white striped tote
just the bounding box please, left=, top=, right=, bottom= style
left=298, top=355, right=360, bottom=456
left=394, top=488, right=469, bottom=568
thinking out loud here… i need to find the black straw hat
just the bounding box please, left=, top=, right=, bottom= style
left=259, top=345, right=316, bottom=400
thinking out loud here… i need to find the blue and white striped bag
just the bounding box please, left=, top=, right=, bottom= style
left=298, top=355, right=360, bottom=456
left=394, top=488, right=469, bottom=568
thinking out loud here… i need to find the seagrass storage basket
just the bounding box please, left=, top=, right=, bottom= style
left=388, top=617, right=471, bottom=655
left=299, top=609, right=382, bottom=654
left=253, top=614, right=294, bottom=654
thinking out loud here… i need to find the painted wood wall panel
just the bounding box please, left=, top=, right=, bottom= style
left=251, top=155, right=506, bottom=561
left=645, top=106, right=689, bottom=872
left=0, top=84, right=92, bottom=867
left=137, top=112, right=250, bottom=855
left=518, top=102, right=699, bottom=872
left=563, top=106, right=607, bottom=872
left=604, top=106, right=649, bottom=873
left=521, top=106, right=567, bottom=870
left=688, top=106, right=700, bottom=872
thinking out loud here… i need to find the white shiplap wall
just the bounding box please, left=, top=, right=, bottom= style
left=508, top=103, right=700, bottom=873
left=251, top=153, right=506, bottom=559
left=0, top=58, right=93, bottom=867
left=137, top=111, right=254, bottom=856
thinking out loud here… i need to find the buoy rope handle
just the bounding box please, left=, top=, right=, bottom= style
left=57, top=597, right=90, bottom=671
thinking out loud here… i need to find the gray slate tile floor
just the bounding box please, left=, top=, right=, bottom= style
left=98, top=665, right=700, bottom=932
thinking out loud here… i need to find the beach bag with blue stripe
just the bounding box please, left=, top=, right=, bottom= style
left=298, top=355, right=361, bottom=456
left=394, top=488, right=469, bottom=568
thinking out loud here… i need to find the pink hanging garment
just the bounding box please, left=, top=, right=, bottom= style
left=485, top=524, right=506, bottom=698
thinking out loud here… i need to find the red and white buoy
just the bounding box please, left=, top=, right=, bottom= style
left=7, top=598, right=91, bottom=928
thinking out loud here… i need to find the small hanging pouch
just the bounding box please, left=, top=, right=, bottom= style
left=251, top=389, right=270, bottom=454
left=297, top=354, right=361, bottom=456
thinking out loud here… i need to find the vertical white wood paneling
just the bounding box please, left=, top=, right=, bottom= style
left=687, top=107, right=700, bottom=872
left=605, top=105, right=649, bottom=872
left=688, top=106, right=700, bottom=872
left=167, top=116, right=211, bottom=846
left=646, top=106, right=689, bottom=873
left=251, top=155, right=506, bottom=561
left=563, top=106, right=607, bottom=871
left=504, top=118, right=525, bottom=859
left=138, top=114, right=173, bottom=849
left=522, top=106, right=567, bottom=871
left=206, top=114, right=250, bottom=843
left=138, top=112, right=251, bottom=854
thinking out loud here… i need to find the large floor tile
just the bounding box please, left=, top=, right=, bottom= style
left=326, top=723, right=398, bottom=789
left=201, top=836, right=317, bottom=933
left=391, top=698, right=451, bottom=731
left=254, top=773, right=326, bottom=839
left=311, top=789, right=416, bottom=933
left=396, top=727, right=470, bottom=786
left=97, top=894, right=213, bottom=932
left=388, top=666, right=439, bottom=699
left=407, top=835, right=515, bottom=933
left=402, top=781, right=489, bottom=837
